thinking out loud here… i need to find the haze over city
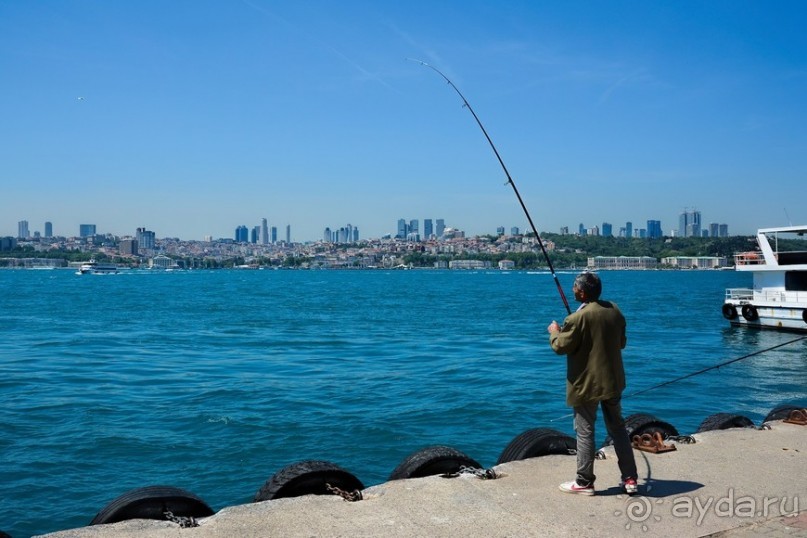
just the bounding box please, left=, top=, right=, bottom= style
left=2, top=1, right=806, bottom=241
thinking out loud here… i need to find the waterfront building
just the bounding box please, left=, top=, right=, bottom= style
left=449, top=259, right=491, bottom=269
left=79, top=224, right=96, bottom=237
left=44, top=221, right=52, bottom=238
left=587, top=256, right=658, bottom=270
left=661, top=256, right=729, bottom=269
left=498, top=259, right=515, bottom=270
left=17, top=220, right=29, bottom=239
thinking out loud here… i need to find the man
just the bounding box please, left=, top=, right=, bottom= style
left=547, top=271, right=638, bottom=496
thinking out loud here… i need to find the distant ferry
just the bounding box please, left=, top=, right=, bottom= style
left=723, top=225, right=807, bottom=332
left=76, top=260, right=119, bottom=275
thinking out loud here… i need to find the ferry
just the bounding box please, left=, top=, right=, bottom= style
left=723, top=225, right=807, bottom=332
left=76, top=260, right=119, bottom=275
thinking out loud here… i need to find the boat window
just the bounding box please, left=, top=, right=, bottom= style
left=785, top=271, right=807, bottom=291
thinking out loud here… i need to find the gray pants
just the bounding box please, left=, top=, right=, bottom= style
left=573, top=396, right=637, bottom=487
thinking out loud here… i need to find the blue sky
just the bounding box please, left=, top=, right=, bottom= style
left=2, top=1, right=805, bottom=241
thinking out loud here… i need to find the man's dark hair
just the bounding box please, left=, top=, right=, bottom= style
left=574, top=271, right=602, bottom=301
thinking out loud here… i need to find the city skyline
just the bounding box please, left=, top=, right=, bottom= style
left=11, top=208, right=730, bottom=243
left=2, top=2, right=805, bottom=241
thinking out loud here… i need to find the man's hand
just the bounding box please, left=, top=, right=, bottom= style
left=547, top=320, right=561, bottom=334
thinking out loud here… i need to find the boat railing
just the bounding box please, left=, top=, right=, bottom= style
left=734, top=252, right=764, bottom=266
left=727, top=288, right=807, bottom=304
left=726, top=288, right=753, bottom=300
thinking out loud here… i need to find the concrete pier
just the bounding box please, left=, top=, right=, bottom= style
left=39, top=422, right=806, bottom=537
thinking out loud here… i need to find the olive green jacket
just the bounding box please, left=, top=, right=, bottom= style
left=549, top=300, right=627, bottom=407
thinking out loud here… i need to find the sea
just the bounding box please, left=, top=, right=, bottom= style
left=1, top=268, right=805, bottom=537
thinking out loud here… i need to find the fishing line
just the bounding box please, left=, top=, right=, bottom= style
left=410, top=59, right=572, bottom=315
left=548, top=335, right=807, bottom=422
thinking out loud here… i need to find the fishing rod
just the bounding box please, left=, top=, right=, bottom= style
left=549, top=335, right=807, bottom=422
left=410, top=59, right=572, bottom=315
left=624, top=335, right=807, bottom=399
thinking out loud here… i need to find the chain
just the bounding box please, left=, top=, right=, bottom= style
left=440, top=466, right=499, bottom=480
left=163, top=511, right=200, bottom=528
left=666, top=435, right=697, bottom=444
left=325, top=483, right=363, bottom=502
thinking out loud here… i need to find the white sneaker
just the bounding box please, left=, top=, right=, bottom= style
left=559, top=480, right=594, bottom=496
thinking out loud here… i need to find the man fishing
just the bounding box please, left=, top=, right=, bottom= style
left=547, top=271, right=638, bottom=496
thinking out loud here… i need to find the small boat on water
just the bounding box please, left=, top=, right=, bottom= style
left=76, top=260, right=119, bottom=275
left=723, top=225, right=807, bottom=332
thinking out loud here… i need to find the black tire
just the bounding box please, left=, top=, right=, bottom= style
left=90, top=485, right=213, bottom=526
left=254, top=460, right=364, bottom=502
left=741, top=304, right=759, bottom=321
left=388, top=445, right=482, bottom=480
left=497, top=428, right=576, bottom=464
left=696, top=412, right=755, bottom=433
left=602, top=413, right=679, bottom=447
left=722, top=304, right=738, bottom=320
left=764, top=403, right=807, bottom=423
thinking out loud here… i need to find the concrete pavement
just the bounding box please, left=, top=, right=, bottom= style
left=39, top=421, right=806, bottom=538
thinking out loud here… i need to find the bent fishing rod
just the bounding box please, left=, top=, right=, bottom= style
left=410, top=59, right=572, bottom=315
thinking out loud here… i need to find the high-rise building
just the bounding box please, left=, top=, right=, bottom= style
left=323, top=227, right=332, bottom=242
left=17, top=220, right=29, bottom=239
left=602, top=223, right=613, bottom=237
left=271, top=226, right=277, bottom=244
left=119, top=239, right=138, bottom=256
left=79, top=224, right=96, bottom=237
left=260, top=218, right=269, bottom=245
left=436, top=219, right=445, bottom=239
left=136, top=227, right=155, bottom=250
left=235, top=225, right=248, bottom=243
left=44, top=221, right=52, bottom=238
left=647, top=220, right=662, bottom=239
left=496, top=226, right=505, bottom=236
left=709, top=223, right=719, bottom=237
left=511, top=227, right=520, bottom=235
left=396, top=219, right=407, bottom=239
left=251, top=226, right=259, bottom=243
left=409, top=219, right=419, bottom=235
left=578, top=223, right=585, bottom=235
left=679, top=209, right=702, bottom=238
left=625, top=222, right=633, bottom=239
left=719, top=224, right=729, bottom=237
left=424, top=219, right=433, bottom=239
left=285, top=225, right=291, bottom=244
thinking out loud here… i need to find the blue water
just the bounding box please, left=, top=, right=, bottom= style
left=1, top=269, right=805, bottom=537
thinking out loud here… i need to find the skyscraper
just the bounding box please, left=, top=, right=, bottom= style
left=271, top=226, right=277, bottom=244
left=136, top=227, right=155, bottom=250
left=79, top=224, right=96, bottom=237
left=679, top=209, right=702, bottom=237
left=235, top=225, right=248, bottom=243
left=424, top=219, right=433, bottom=239
left=17, top=220, right=29, bottom=239
left=625, top=221, right=633, bottom=239
left=260, top=218, right=269, bottom=245
left=397, top=219, right=407, bottom=239
left=436, top=219, right=445, bottom=239
left=647, top=220, right=662, bottom=239
left=44, top=221, right=52, bottom=238
left=602, top=222, right=613, bottom=237
left=286, top=225, right=291, bottom=244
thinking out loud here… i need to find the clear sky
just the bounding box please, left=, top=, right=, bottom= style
left=2, top=1, right=806, bottom=241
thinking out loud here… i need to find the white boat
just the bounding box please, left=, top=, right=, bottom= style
left=77, top=260, right=119, bottom=275
left=723, top=225, right=807, bottom=332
